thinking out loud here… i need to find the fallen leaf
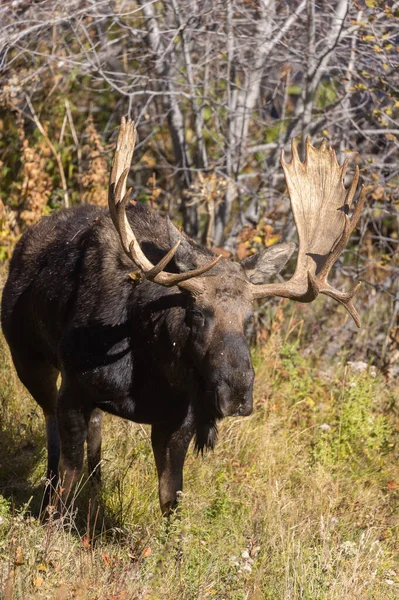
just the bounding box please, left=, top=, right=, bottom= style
left=102, top=553, right=113, bottom=566
left=141, top=546, right=151, bottom=559
left=129, top=272, right=141, bottom=282
left=14, top=546, right=24, bottom=566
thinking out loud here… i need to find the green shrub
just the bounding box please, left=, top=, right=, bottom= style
left=313, top=372, right=391, bottom=470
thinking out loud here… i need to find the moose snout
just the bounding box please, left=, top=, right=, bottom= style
left=237, top=391, right=253, bottom=416
left=216, top=370, right=254, bottom=418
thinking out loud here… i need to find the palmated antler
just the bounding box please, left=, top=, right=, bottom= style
left=250, top=138, right=366, bottom=327
left=108, top=118, right=221, bottom=286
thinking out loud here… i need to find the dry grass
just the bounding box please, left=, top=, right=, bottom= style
left=0, top=313, right=399, bottom=599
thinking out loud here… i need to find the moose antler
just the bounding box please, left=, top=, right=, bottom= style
left=108, top=118, right=221, bottom=286
left=250, top=138, right=366, bottom=327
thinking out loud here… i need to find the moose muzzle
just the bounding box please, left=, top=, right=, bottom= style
left=216, top=371, right=254, bottom=418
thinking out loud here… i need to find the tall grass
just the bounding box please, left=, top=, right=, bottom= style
left=0, top=321, right=398, bottom=599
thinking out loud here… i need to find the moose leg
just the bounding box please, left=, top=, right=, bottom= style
left=87, top=409, right=103, bottom=484
left=45, top=413, right=60, bottom=487
left=57, top=398, right=88, bottom=499
left=151, top=418, right=195, bottom=516
left=9, top=356, right=60, bottom=495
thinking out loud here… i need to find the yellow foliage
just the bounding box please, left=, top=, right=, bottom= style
left=81, top=118, right=108, bottom=206
left=17, top=116, right=53, bottom=226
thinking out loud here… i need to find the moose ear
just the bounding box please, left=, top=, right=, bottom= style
left=241, top=242, right=296, bottom=284
left=166, top=217, right=199, bottom=272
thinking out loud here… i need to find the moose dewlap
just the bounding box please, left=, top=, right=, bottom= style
left=1, top=119, right=365, bottom=515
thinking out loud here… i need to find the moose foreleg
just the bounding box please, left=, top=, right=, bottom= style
left=87, top=409, right=103, bottom=485
left=45, top=413, right=60, bottom=484
left=41, top=413, right=61, bottom=512
left=57, top=400, right=87, bottom=500
left=151, top=418, right=195, bottom=516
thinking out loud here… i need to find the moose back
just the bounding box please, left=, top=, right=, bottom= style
left=1, top=119, right=365, bottom=515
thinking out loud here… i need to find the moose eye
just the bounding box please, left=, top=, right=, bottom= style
left=185, top=307, right=207, bottom=330
left=191, top=309, right=205, bottom=322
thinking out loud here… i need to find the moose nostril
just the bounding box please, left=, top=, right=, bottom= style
left=239, top=403, right=253, bottom=417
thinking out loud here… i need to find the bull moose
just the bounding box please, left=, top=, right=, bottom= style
left=1, top=119, right=365, bottom=515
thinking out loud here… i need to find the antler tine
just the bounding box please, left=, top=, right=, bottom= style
left=311, top=185, right=366, bottom=327
left=349, top=185, right=367, bottom=233
left=109, top=117, right=136, bottom=229
left=345, top=164, right=359, bottom=208
left=311, top=275, right=361, bottom=328
left=249, top=138, right=365, bottom=327
left=109, top=118, right=221, bottom=287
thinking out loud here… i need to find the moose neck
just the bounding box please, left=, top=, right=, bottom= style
left=129, top=281, right=194, bottom=389
left=129, top=280, right=219, bottom=450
